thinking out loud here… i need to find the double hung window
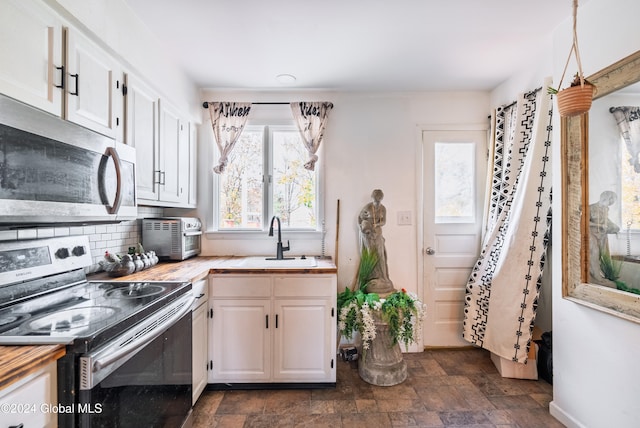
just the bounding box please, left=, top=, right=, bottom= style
left=215, top=124, right=319, bottom=231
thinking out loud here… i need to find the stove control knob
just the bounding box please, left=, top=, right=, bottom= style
left=72, top=246, right=86, bottom=257
left=55, top=247, right=70, bottom=259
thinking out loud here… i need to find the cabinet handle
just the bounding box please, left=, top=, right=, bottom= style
left=9, top=424, right=24, bottom=428
left=275, top=314, right=278, bottom=328
left=69, top=73, right=79, bottom=96
left=265, top=315, right=269, bottom=329
left=154, top=170, right=162, bottom=184
left=55, top=65, right=64, bottom=89
left=209, top=308, right=213, bottom=318
left=160, top=171, right=166, bottom=185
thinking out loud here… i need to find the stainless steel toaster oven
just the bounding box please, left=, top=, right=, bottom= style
left=142, top=217, right=202, bottom=260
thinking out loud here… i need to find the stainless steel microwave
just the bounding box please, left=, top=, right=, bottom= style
left=0, top=94, right=137, bottom=228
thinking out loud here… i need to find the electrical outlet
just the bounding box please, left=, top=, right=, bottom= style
left=397, top=211, right=412, bottom=225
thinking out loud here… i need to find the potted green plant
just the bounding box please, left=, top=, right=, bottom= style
left=337, top=248, right=425, bottom=351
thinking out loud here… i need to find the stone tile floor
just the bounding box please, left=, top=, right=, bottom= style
left=192, top=347, right=563, bottom=427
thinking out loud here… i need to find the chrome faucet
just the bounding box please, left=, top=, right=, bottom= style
left=268, top=216, right=291, bottom=260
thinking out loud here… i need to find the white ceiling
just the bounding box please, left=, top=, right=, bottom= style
left=123, top=0, right=583, bottom=92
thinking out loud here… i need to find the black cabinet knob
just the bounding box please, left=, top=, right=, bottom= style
left=55, top=248, right=70, bottom=259
left=72, top=245, right=86, bottom=256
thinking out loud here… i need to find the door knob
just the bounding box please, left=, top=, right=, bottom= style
left=425, top=247, right=435, bottom=255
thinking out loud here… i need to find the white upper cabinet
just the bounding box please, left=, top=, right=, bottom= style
left=158, top=100, right=185, bottom=204
left=125, top=73, right=160, bottom=201
left=0, top=0, right=123, bottom=140
left=129, top=89, right=192, bottom=207
left=188, top=123, right=198, bottom=206
left=0, top=0, right=64, bottom=116
left=65, top=28, right=123, bottom=140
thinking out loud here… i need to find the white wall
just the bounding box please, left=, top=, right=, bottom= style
left=549, top=0, right=640, bottom=427
left=196, top=90, right=490, bottom=295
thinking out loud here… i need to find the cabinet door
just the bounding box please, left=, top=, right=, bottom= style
left=192, top=302, right=208, bottom=404
left=0, top=361, right=57, bottom=428
left=158, top=100, right=182, bottom=203
left=66, top=28, right=122, bottom=138
left=177, top=119, right=190, bottom=205
left=273, top=298, right=335, bottom=382
left=209, top=299, right=271, bottom=382
left=188, top=123, right=198, bottom=206
left=0, top=0, right=63, bottom=116
left=125, top=73, right=159, bottom=201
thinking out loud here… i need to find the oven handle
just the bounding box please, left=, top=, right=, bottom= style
left=93, top=295, right=194, bottom=371
left=183, top=231, right=202, bottom=237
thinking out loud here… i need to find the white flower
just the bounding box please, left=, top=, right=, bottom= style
left=359, top=302, right=377, bottom=349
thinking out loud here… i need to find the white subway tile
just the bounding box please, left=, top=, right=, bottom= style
left=69, top=226, right=85, bottom=236
left=37, top=228, right=55, bottom=238
left=0, top=230, right=18, bottom=241
left=17, top=229, right=38, bottom=240
left=54, top=227, right=70, bottom=236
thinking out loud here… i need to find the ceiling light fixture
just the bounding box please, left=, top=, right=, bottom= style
left=276, top=74, right=297, bottom=85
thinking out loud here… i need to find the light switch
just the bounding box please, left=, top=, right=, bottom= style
left=397, top=211, right=412, bottom=225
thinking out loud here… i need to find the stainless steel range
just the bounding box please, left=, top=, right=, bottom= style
left=0, top=236, right=194, bottom=428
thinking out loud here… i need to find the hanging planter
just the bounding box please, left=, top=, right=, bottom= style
left=547, top=0, right=596, bottom=117
left=553, top=74, right=596, bottom=117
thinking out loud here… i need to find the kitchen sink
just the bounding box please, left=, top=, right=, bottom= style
left=235, top=256, right=317, bottom=268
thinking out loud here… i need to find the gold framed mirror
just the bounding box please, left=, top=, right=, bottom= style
left=563, top=50, right=640, bottom=322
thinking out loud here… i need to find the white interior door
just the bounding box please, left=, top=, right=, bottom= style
left=422, top=129, right=487, bottom=347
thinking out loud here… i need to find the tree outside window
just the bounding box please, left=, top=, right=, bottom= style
left=217, top=125, right=318, bottom=230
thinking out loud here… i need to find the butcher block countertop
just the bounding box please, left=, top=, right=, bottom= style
left=89, top=255, right=338, bottom=284
left=0, top=256, right=336, bottom=391
left=0, top=345, right=65, bottom=390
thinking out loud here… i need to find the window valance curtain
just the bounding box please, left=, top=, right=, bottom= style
left=290, top=102, right=334, bottom=171
left=208, top=102, right=252, bottom=174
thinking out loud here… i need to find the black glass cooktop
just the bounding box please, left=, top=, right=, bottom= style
left=0, top=280, right=190, bottom=350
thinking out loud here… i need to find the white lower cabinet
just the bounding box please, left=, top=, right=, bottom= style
left=208, top=274, right=336, bottom=384
left=0, top=361, right=58, bottom=428
left=192, top=279, right=209, bottom=404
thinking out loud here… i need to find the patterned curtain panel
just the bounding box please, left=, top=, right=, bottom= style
left=462, top=81, right=553, bottom=363
left=208, top=102, right=252, bottom=174
left=290, top=102, right=334, bottom=171
left=485, top=102, right=519, bottom=236
left=610, top=106, right=640, bottom=173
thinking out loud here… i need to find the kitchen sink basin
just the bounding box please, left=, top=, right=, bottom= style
left=235, top=256, right=317, bottom=268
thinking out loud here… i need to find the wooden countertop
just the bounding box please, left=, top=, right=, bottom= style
left=90, top=256, right=337, bottom=283
left=1, top=256, right=336, bottom=391
left=0, top=345, right=65, bottom=390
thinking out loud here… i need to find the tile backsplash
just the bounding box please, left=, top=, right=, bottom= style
left=0, top=206, right=164, bottom=273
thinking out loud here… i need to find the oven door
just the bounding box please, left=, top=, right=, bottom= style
left=181, top=230, right=202, bottom=260
left=78, top=294, right=194, bottom=428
